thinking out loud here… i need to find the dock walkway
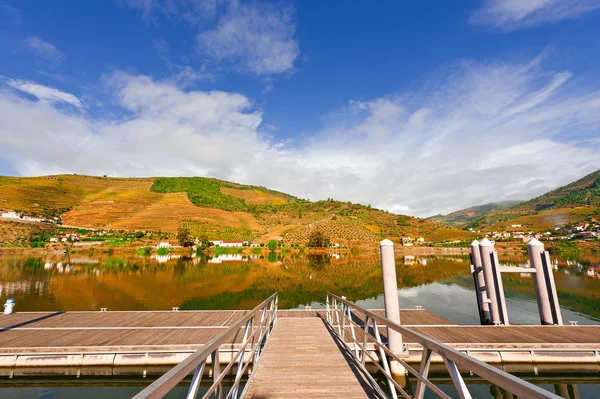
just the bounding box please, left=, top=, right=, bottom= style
left=1, top=309, right=599, bottom=377
left=245, top=317, right=382, bottom=399
left=0, top=309, right=448, bottom=354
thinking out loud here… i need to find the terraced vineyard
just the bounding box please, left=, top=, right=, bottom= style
left=0, top=221, right=55, bottom=248
left=0, top=175, right=473, bottom=246
left=433, top=169, right=600, bottom=230
left=182, top=219, right=260, bottom=241
left=284, top=216, right=379, bottom=244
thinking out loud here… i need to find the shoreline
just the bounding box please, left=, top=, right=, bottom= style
left=0, top=239, right=596, bottom=257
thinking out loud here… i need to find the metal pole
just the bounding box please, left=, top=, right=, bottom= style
left=470, top=240, right=490, bottom=325
left=479, top=238, right=502, bottom=325
left=527, top=238, right=563, bottom=325
left=380, top=238, right=406, bottom=376
left=554, top=384, right=580, bottom=399
left=490, top=251, right=509, bottom=325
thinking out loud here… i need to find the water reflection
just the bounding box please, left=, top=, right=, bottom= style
left=0, top=251, right=598, bottom=324
left=0, top=374, right=595, bottom=399
left=0, top=252, right=599, bottom=396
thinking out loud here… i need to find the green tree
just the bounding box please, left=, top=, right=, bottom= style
left=307, top=231, right=330, bottom=248
left=267, top=239, right=277, bottom=251
left=177, top=227, right=194, bottom=247
left=195, top=236, right=211, bottom=254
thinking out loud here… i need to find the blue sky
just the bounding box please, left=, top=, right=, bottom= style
left=1, top=0, right=600, bottom=216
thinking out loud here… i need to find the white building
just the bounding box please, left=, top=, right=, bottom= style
left=209, top=240, right=247, bottom=247
left=21, top=215, right=44, bottom=223
left=157, top=242, right=171, bottom=248
left=208, top=254, right=245, bottom=263
left=1, top=211, right=20, bottom=219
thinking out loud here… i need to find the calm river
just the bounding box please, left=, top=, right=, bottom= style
left=0, top=250, right=599, bottom=398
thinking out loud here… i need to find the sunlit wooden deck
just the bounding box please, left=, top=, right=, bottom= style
left=245, top=317, right=383, bottom=399
left=0, top=309, right=450, bottom=354
left=1, top=309, right=599, bottom=376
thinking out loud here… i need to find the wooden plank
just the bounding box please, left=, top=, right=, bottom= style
left=0, top=311, right=245, bottom=328
left=365, top=310, right=455, bottom=326
left=1, top=310, right=599, bottom=355
left=278, top=309, right=455, bottom=325
left=407, top=326, right=600, bottom=347
left=0, top=312, right=59, bottom=328
left=0, top=309, right=449, bottom=329
left=245, top=318, right=383, bottom=399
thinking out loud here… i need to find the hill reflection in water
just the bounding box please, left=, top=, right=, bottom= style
left=0, top=252, right=598, bottom=324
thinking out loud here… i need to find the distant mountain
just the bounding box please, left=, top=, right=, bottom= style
left=507, top=170, right=600, bottom=212
left=428, top=201, right=523, bottom=228
left=0, top=175, right=473, bottom=246
left=466, top=170, right=600, bottom=231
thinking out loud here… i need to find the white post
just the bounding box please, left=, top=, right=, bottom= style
left=490, top=250, right=509, bottom=325
left=479, top=238, right=508, bottom=325
left=470, top=240, right=490, bottom=325
left=380, top=239, right=406, bottom=376
left=527, top=238, right=563, bottom=325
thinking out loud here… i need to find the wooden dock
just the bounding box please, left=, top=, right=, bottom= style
left=245, top=318, right=383, bottom=399
left=0, top=309, right=449, bottom=354
left=1, top=309, right=599, bottom=377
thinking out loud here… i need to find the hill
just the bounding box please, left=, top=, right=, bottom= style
left=428, top=201, right=523, bottom=228
left=0, top=175, right=473, bottom=246
left=464, top=170, right=600, bottom=231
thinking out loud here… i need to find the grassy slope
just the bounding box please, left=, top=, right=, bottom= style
left=428, top=200, right=523, bottom=228
left=0, top=220, right=55, bottom=248
left=0, top=175, right=472, bottom=244
left=471, top=170, right=600, bottom=231
left=431, top=170, right=600, bottom=231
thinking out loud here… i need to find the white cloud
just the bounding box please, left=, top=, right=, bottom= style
left=0, top=3, right=22, bottom=24
left=197, top=1, right=299, bottom=75
left=119, top=0, right=300, bottom=76
left=3, top=78, right=82, bottom=109
left=117, top=0, right=219, bottom=24
left=1, top=57, right=599, bottom=217
left=471, top=0, right=600, bottom=29
left=24, top=37, right=65, bottom=63
left=151, top=38, right=214, bottom=85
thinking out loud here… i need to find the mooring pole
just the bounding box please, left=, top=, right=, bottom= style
left=490, top=250, right=509, bottom=325
left=479, top=238, right=508, bottom=325
left=380, top=238, right=406, bottom=376
left=527, top=238, right=563, bottom=325
left=470, top=240, right=491, bottom=325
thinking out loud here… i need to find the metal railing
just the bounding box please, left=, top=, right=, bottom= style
left=326, top=293, right=561, bottom=399
left=133, top=293, right=278, bottom=399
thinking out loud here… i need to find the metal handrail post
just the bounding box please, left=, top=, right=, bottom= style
left=414, top=348, right=432, bottom=399
left=361, top=315, right=371, bottom=365
left=185, top=361, right=206, bottom=399
left=443, top=358, right=472, bottom=399
left=230, top=318, right=252, bottom=399
left=212, top=350, right=223, bottom=399
left=133, top=293, right=278, bottom=399
left=326, top=294, right=331, bottom=324
left=372, top=318, right=400, bottom=399
left=325, top=292, right=562, bottom=399
left=346, top=304, right=359, bottom=359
